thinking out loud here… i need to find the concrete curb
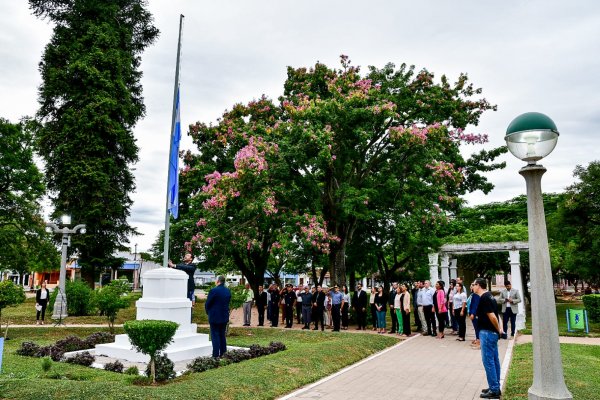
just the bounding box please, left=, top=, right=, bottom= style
left=277, top=334, right=420, bottom=400
left=500, top=335, right=517, bottom=391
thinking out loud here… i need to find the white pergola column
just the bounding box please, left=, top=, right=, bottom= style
left=428, top=253, right=439, bottom=283
left=440, top=253, right=450, bottom=287
left=449, top=258, right=458, bottom=280
left=509, top=250, right=526, bottom=330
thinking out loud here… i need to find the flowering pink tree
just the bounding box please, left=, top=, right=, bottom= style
left=158, top=57, right=505, bottom=289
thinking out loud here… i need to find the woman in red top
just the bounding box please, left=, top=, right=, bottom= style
left=433, top=280, right=448, bottom=339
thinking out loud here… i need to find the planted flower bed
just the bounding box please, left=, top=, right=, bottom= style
left=16, top=333, right=287, bottom=383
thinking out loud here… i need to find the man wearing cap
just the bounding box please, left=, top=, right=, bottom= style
left=330, top=285, right=344, bottom=332
left=299, top=286, right=313, bottom=329
left=498, top=281, right=521, bottom=339
left=283, top=284, right=297, bottom=328
left=269, top=284, right=281, bottom=327
left=352, top=283, right=368, bottom=330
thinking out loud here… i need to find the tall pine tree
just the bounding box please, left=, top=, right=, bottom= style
left=30, top=0, right=159, bottom=283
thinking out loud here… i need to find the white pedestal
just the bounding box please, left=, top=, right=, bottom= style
left=95, top=268, right=216, bottom=362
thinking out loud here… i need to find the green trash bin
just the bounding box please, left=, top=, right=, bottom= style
left=567, top=309, right=588, bottom=333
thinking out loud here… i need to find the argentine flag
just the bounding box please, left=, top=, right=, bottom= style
left=167, top=86, right=181, bottom=219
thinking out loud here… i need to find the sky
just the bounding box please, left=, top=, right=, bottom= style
left=1, top=1, right=599, bottom=253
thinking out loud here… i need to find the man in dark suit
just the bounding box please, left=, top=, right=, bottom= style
left=312, top=285, right=326, bottom=331
left=255, top=285, right=268, bottom=326
left=352, top=283, right=368, bottom=330
left=205, top=275, right=231, bottom=358
left=389, top=282, right=399, bottom=333
left=283, top=284, right=297, bottom=328
left=269, top=284, right=281, bottom=327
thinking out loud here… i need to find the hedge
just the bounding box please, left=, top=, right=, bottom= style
left=582, top=294, right=600, bottom=323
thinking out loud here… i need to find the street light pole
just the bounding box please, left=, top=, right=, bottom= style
left=505, top=112, right=572, bottom=400
left=46, top=216, right=86, bottom=320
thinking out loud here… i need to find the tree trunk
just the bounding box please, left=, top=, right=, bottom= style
left=150, top=357, right=156, bottom=384
left=329, top=244, right=347, bottom=286
left=81, top=266, right=95, bottom=288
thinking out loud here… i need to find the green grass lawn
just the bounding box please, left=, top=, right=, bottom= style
left=519, top=301, right=600, bottom=337
left=2, top=295, right=208, bottom=326
left=0, top=326, right=398, bottom=400
left=504, top=343, right=600, bottom=400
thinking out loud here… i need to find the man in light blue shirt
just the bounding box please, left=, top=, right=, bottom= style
left=330, top=285, right=344, bottom=332
left=416, top=281, right=428, bottom=334
left=422, top=280, right=437, bottom=336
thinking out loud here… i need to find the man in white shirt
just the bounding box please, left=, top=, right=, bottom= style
left=242, top=283, right=254, bottom=326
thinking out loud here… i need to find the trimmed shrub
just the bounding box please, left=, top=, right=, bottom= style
left=218, top=358, right=232, bottom=367
left=0, top=280, right=26, bottom=329
left=124, top=319, right=178, bottom=383
left=583, top=294, right=600, bottom=322
left=65, top=351, right=95, bottom=366
left=248, top=344, right=271, bottom=358
left=222, top=349, right=251, bottom=363
left=104, top=360, right=124, bottom=373
left=96, top=284, right=130, bottom=333
left=55, top=335, right=88, bottom=353
left=145, top=353, right=175, bottom=382
left=85, top=331, right=115, bottom=347
left=41, top=357, right=52, bottom=372
left=124, top=366, right=140, bottom=375
left=38, top=345, right=65, bottom=361
left=268, top=341, right=286, bottom=353
left=16, top=341, right=41, bottom=357
left=65, top=280, right=96, bottom=316
left=186, top=356, right=220, bottom=373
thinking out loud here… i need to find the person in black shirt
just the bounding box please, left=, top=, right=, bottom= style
left=352, top=283, right=368, bottom=330
left=168, top=253, right=197, bottom=322
left=312, top=285, right=326, bottom=331
left=283, top=284, right=297, bottom=328
left=269, top=285, right=281, bottom=327
left=473, top=278, right=503, bottom=399
left=255, top=285, right=268, bottom=326
left=168, top=253, right=197, bottom=304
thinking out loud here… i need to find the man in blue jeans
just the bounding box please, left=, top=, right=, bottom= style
left=473, top=278, right=503, bottom=399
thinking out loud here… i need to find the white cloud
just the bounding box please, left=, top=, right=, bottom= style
left=2, top=0, right=599, bottom=252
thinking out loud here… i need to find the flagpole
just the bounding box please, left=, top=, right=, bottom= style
left=163, top=14, right=184, bottom=268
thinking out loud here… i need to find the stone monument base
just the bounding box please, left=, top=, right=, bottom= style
left=95, top=323, right=216, bottom=362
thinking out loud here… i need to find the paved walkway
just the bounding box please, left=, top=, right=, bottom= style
left=280, top=328, right=510, bottom=400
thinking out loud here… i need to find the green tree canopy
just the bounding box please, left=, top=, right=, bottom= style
left=0, top=118, right=59, bottom=276
left=157, top=57, right=506, bottom=290
left=30, top=0, right=159, bottom=284
left=556, top=161, right=600, bottom=285
left=0, top=280, right=26, bottom=332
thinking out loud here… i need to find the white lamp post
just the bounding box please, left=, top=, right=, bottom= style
left=46, top=215, right=86, bottom=320
left=505, top=112, right=572, bottom=400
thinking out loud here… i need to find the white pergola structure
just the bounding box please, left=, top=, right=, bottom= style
left=429, top=241, right=528, bottom=330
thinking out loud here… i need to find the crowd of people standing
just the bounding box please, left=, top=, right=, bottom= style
left=238, top=277, right=518, bottom=400
left=242, top=277, right=519, bottom=347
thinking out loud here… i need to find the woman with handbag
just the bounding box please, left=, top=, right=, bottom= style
left=36, top=281, right=50, bottom=325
